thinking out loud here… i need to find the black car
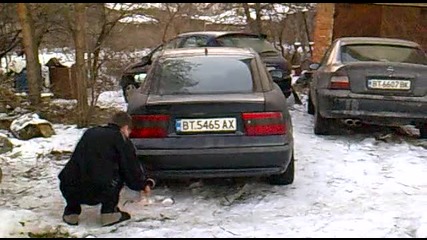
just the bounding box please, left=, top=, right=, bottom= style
left=120, top=31, right=292, bottom=102
left=307, top=37, right=427, bottom=138
left=126, top=47, right=294, bottom=185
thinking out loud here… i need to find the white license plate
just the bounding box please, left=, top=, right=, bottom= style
left=367, top=79, right=411, bottom=90
left=267, top=67, right=276, bottom=71
left=176, top=118, right=237, bottom=133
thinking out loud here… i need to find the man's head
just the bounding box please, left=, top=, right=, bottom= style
left=110, top=111, right=133, bottom=138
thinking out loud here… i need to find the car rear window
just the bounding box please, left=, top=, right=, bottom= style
left=341, top=44, right=427, bottom=65
left=154, top=56, right=255, bottom=94
left=216, top=35, right=279, bottom=57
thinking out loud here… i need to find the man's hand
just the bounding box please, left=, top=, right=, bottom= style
left=143, top=185, right=151, bottom=196
left=140, top=178, right=155, bottom=199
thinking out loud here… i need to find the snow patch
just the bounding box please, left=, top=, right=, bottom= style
left=0, top=209, right=34, bottom=237
left=96, top=90, right=127, bottom=111
left=119, top=15, right=158, bottom=24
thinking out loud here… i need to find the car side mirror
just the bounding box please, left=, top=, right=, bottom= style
left=309, top=63, right=320, bottom=70
left=259, top=33, right=267, bottom=39
left=269, top=69, right=283, bottom=82
left=140, top=55, right=151, bottom=65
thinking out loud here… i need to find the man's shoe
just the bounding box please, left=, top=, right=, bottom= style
left=101, top=210, right=131, bottom=227
left=63, top=214, right=79, bottom=226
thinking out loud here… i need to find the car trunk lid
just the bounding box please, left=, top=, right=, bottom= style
left=130, top=93, right=287, bottom=149
left=338, top=62, right=427, bottom=97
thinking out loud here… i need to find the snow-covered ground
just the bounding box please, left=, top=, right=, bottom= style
left=1, top=48, right=152, bottom=74
left=0, top=90, right=426, bottom=238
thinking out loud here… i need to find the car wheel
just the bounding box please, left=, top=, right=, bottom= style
left=307, top=93, right=315, bottom=115
left=420, top=124, right=427, bottom=139
left=314, top=109, right=333, bottom=135
left=268, top=154, right=294, bottom=185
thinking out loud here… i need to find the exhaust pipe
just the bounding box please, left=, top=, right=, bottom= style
left=343, top=119, right=362, bottom=127
left=353, top=119, right=362, bottom=127
left=344, top=119, right=354, bottom=126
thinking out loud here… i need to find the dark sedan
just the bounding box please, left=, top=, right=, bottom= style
left=120, top=31, right=292, bottom=102
left=126, top=47, right=295, bottom=185
left=307, top=37, right=427, bottom=138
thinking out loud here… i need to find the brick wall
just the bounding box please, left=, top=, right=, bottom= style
left=381, top=5, right=426, bottom=49
left=312, top=3, right=335, bottom=62
left=333, top=3, right=382, bottom=39
left=312, top=3, right=427, bottom=63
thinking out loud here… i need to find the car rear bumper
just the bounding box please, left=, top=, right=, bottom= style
left=317, top=89, right=427, bottom=125
left=136, top=145, right=292, bottom=179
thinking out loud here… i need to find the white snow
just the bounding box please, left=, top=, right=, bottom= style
left=105, top=3, right=164, bottom=11
left=191, top=3, right=297, bottom=24
left=48, top=90, right=127, bottom=111
left=119, top=15, right=158, bottom=24
left=191, top=9, right=247, bottom=25
left=0, top=90, right=426, bottom=238
left=96, top=90, right=127, bottom=111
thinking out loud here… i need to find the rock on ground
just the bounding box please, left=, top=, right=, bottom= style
left=0, top=133, right=13, bottom=154
left=9, top=113, right=55, bottom=140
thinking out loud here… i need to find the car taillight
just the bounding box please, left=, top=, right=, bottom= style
left=130, top=114, right=170, bottom=138
left=242, top=112, right=286, bottom=136
left=329, top=75, right=350, bottom=89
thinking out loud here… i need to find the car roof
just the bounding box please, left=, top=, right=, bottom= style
left=159, top=47, right=257, bottom=58
left=337, top=37, right=420, bottom=48
left=177, top=31, right=259, bottom=38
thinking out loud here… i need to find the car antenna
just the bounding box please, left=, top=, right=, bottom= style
left=205, top=48, right=208, bottom=56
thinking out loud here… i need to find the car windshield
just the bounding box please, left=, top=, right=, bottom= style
left=217, top=35, right=279, bottom=56
left=341, top=44, right=427, bottom=65
left=154, top=56, right=254, bottom=95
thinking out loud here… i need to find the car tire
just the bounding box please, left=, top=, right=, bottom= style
left=268, top=154, right=294, bottom=185
left=307, top=93, right=315, bottom=115
left=314, top=109, right=333, bottom=135
left=420, top=124, right=427, bottom=139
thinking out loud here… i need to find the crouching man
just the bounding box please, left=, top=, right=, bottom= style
left=58, top=111, right=155, bottom=227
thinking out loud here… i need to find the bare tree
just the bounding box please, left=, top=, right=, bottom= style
left=84, top=4, right=139, bottom=122
left=0, top=4, right=21, bottom=60
left=162, top=4, right=182, bottom=43
left=73, top=3, right=89, bottom=127
left=31, top=3, right=69, bottom=49
left=242, top=3, right=262, bottom=34
left=16, top=3, right=42, bottom=106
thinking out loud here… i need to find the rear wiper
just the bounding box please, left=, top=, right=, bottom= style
left=260, top=50, right=278, bottom=54
left=259, top=50, right=279, bottom=56
left=160, top=91, right=193, bottom=95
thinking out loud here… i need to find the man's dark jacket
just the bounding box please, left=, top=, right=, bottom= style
left=58, top=123, right=148, bottom=194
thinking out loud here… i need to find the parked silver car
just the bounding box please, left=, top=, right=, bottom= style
left=307, top=37, right=427, bottom=138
